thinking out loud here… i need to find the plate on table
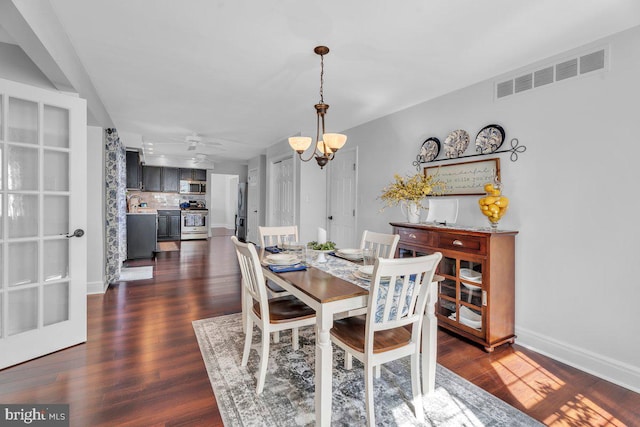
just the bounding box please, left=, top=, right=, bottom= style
left=265, top=253, right=298, bottom=265
left=336, top=248, right=363, bottom=260
left=475, top=124, right=505, bottom=154
left=443, top=130, right=470, bottom=158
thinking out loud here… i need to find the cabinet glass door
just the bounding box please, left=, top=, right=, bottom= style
left=0, top=78, right=87, bottom=369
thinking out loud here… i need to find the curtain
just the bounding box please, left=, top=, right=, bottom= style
left=104, top=128, right=127, bottom=284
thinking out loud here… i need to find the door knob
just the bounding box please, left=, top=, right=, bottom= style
left=66, top=229, right=85, bottom=238
left=328, top=216, right=333, bottom=220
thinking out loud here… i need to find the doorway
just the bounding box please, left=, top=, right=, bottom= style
left=209, top=174, right=239, bottom=237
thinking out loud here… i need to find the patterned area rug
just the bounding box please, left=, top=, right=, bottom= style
left=193, top=313, right=543, bottom=426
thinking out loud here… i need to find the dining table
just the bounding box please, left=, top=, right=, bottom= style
left=261, top=249, right=441, bottom=427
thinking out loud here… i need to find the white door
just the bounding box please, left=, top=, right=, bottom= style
left=247, top=167, right=259, bottom=243
left=271, top=157, right=295, bottom=226
left=327, top=148, right=357, bottom=248
left=0, top=78, right=87, bottom=369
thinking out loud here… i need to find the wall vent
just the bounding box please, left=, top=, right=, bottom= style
left=495, top=46, right=608, bottom=100
left=514, top=73, right=533, bottom=93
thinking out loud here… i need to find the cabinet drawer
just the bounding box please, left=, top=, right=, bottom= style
left=396, top=228, right=434, bottom=247
left=437, top=233, right=486, bottom=255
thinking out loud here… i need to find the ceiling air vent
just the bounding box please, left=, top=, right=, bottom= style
left=496, top=80, right=513, bottom=98
left=514, top=73, right=533, bottom=93
left=534, top=67, right=554, bottom=88
left=555, top=58, right=578, bottom=81
left=580, top=49, right=605, bottom=74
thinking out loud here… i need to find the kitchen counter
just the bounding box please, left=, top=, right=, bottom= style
left=128, top=208, right=158, bottom=214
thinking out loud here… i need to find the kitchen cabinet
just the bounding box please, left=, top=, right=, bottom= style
left=180, top=168, right=207, bottom=181
left=126, top=150, right=142, bottom=189
left=127, top=213, right=157, bottom=259
left=162, top=167, right=180, bottom=193
left=142, top=166, right=162, bottom=192
left=391, top=222, right=518, bottom=352
left=157, top=210, right=181, bottom=241
left=142, top=166, right=180, bottom=192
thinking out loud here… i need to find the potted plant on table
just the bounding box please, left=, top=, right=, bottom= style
left=379, top=172, right=445, bottom=223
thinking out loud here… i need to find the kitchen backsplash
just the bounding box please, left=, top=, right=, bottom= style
left=127, top=190, right=205, bottom=210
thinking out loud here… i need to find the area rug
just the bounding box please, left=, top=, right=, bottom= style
left=193, top=313, right=543, bottom=426
left=157, top=241, right=180, bottom=252
left=118, top=266, right=153, bottom=281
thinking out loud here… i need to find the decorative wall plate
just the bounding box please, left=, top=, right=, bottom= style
left=419, top=137, right=440, bottom=162
left=475, top=124, right=505, bottom=154
left=443, top=130, right=470, bottom=158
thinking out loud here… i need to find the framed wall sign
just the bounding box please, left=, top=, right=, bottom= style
left=425, top=158, right=501, bottom=196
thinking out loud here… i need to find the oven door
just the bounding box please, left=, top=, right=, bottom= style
left=181, top=211, right=208, bottom=239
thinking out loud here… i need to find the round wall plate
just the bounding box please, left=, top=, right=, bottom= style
left=444, top=130, right=470, bottom=158
left=475, top=124, right=505, bottom=154
left=419, top=137, right=440, bottom=162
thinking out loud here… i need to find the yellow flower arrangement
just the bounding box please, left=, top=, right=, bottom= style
left=379, top=172, right=446, bottom=209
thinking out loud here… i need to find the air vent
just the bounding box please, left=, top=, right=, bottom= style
left=496, top=80, right=513, bottom=98
left=580, top=49, right=605, bottom=74
left=495, top=46, right=607, bottom=100
left=534, top=67, right=554, bottom=87
left=556, top=59, right=578, bottom=81
left=514, top=73, right=533, bottom=93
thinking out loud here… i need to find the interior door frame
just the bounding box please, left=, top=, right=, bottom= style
left=267, top=154, right=297, bottom=227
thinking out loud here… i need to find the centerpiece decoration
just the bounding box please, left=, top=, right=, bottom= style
left=478, top=178, right=509, bottom=229
left=380, top=172, right=445, bottom=223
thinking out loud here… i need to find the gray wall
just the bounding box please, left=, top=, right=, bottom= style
left=344, top=26, right=640, bottom=391
left=0, top=41, right=55, bottom=89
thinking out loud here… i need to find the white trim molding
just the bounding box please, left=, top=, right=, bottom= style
left=87, top=280, right=108, bottom=295
left=516, top=326, right=640, bottom=393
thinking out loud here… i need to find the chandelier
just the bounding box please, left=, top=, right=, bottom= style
left=288, top=46, right=347, bottom=169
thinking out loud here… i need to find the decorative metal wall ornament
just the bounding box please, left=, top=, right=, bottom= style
left=413, top=137, right=526, bottom=170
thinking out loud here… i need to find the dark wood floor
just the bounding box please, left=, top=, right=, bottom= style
left=1, top=236, right=638, bottom=426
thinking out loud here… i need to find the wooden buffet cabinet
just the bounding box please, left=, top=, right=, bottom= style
left=390, top=222, right=518, bottom=352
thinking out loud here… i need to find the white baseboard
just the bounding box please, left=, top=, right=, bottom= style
left=210, top=223, right=234, bottom=229
left=516, top=326, right=640, bottom=393
left=87, top=280, right=107, bottom=294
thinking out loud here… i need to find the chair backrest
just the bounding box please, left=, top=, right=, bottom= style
left=258, top=226, right=299, bottom=247
left=231, top=236, right=269, bottom=324
left=366, top=253, right=442, bottom=348
left=360, top=230, right=400, bottom=258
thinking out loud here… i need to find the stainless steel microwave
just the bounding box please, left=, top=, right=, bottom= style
left=179, top=180, right=206, bottom=194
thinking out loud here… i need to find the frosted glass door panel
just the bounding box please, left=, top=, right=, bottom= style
left=44, top=282, right=69, bottom=326
left=44, top=150, right=69, bottom=191
left=44, top=240, right=69, bottom=281
left=0, top=94, right=3, bottom=139
left=8, top=194, right=38, bottom=238
left=8, top=288, right=38, bottom=335
left=0, top=146, right=3, bottom=191
left=8, top=241, right=38, bottom=287
left=8, top=146, right=38, bottom=190
left=44, top=105, right=69, bottom=148
left=43, top=195, right=69, bottom=236
left=8, top=97, right=38, bottom=144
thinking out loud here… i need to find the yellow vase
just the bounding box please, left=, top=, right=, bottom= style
left=478, top=180, right=509, bottom=230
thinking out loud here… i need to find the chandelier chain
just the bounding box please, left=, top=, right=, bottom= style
left=319, top=53, right=324, bottom=103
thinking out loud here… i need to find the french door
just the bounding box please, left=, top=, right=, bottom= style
left=0, top=78, right=87, bottom=369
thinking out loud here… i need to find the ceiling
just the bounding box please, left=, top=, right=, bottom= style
left=5, top=1, right=640, bottom=166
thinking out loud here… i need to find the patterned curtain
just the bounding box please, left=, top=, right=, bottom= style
left=104, top=128, right=127, bottom=284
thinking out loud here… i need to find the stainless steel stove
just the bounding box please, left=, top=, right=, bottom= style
left=181, top=201, right=208, bottom=240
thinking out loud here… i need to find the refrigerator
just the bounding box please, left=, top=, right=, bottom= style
left=235, top=182, right=247, bottom=241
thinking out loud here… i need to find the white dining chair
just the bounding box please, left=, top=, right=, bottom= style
left=258, top=225, right=299, bottom=247
left=231, top=236, right=316, bottom=394
left=360, top=230, right=400, bottom=259
left=330, top=253, right=442, bottom=426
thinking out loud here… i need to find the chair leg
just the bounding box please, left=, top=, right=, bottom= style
left=292, top=327, right=299, bottom=350
left=256, top=328, right=270, bottom=394
left=365, top=363, right=375, bottom=427
left=411, top=351, right=425, bottom=422
left=241, top=318, right=253, bottom=367
left=374, top=364, right=381, bottom=379
left=273, top=331, right=280, bottom=343
left=344, top=352, right=352, bottom=370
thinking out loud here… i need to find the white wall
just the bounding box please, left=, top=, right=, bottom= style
left=209, top=174, right=238, bottom=229
left=346, top=26, right=640, bottom=392
left=86, top=126, right=106, bottom=293
left=0, top=41, right=55, bottom=89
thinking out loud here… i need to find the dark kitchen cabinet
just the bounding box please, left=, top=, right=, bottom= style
left=157, top=210, right=181, bottom=241
left=142, top=166, right=180, bottom=192
left=126, top=213, right=157, bottom=259
left=180, top=168, right=207, bottom=181
left=126, top=151, right=142, bottom=189
left=142, top=166, right=162, bottom=192
left=162, top=167, right=180, bottom=192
